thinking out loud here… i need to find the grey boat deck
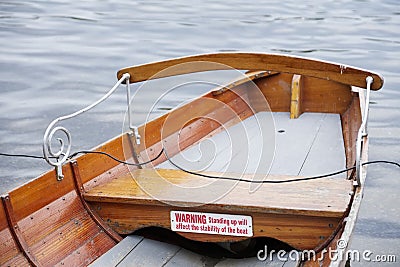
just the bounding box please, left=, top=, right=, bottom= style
left=90, top=111, right=345, bottom=266
left=90, top=235, right=298, bottom=267
left=159, top=112, right=346, bottom=177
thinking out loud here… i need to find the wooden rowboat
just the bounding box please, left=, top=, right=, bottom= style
left=0, top=53, right=383, bottom=266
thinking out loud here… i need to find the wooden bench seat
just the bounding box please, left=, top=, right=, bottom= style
left=84, top=168, right=353, bottom=250
left=85, top=169, right=352, bottom=217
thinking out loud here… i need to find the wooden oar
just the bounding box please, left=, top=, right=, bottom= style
left=117, top=52, right=383, bottom=90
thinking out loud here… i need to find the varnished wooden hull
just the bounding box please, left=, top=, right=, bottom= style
left=0, top=53, right=382, bottom=266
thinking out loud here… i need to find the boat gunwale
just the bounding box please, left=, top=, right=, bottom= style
left=117, top=52, right=384, bottom=90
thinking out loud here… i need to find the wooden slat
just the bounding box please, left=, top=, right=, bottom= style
left=270, top=113, right=329, bottom=175
left=115, top=238, right=180, bottom=267
left=117, top=53, right=383, bottom=90
left=0, top=228, right=20, bottom=265
left=2, top=252, right=31, bottom=267
left=299, top=114, right=346, bottom=178
left=55, top=231, right=116, bottom=267
left=93, top=236, right=220, bottom=267
left=164, top=248, right=219, bottom=267
left=89, top=235, right=144, bottom=267
left=290, top=74, right=303, bottom=119
left=29, top=208, right=101, bottom=266
left=20, top=190, right=82, bottom=247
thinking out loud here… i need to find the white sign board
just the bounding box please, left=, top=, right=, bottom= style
left=170, top=211, right=253, bottom=237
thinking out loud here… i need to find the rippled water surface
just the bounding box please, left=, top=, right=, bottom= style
left=0, top=0, right=399, bottom=265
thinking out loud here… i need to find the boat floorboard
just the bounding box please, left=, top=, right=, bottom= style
left=158, top=112, right=346, bottom=177
left=89, top=235, right=298, bottom=267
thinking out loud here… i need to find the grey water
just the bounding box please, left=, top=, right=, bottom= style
left=0, top=0, right=399, bottom=265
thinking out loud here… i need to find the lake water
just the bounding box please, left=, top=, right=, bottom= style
left=0, top=0, right=399, bottom=265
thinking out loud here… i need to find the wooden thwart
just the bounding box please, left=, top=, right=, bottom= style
left=84, top=168, right=353, bottom=249
left=85, top=169, right=353, bottom=217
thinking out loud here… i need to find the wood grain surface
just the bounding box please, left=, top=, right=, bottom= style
left=117, top=53, right=383, bottom=90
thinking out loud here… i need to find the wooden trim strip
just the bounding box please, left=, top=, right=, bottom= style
left=290, top=74, right=303, bottom=119
left=117, top=53, right=383, bottom=90
left=1, top=195, right=41, bottom=267
left=70, top=161, right=123, bottom=243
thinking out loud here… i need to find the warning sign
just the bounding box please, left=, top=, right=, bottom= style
left=170, top=211, right=253, bottom=237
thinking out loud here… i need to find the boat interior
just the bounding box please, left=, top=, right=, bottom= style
left=0, top=53, right=383, bottom=266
